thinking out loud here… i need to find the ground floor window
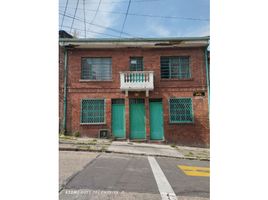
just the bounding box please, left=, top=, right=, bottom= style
left=169, top=98, right=193, bottom=123
left=81, top=99, right=105, bottom=124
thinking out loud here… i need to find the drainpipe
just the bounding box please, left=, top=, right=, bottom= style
left=63, top=47, right=68, bottom=133
left=204, top=47, right=210, bottom=115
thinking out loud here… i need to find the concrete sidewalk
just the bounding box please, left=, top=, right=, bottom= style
left=59, top=136, right=111, bottom=152
left=107, top=141, right=184, bottom=158
left=59, top=136, right=209, bottom=161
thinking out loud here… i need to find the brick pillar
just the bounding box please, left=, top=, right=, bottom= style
left=66, top=93, right=72, bottom=134
left=162, top=95, right=169, bottom=143
left=106, top=98, right=112, bottom=134
left=125, top=97, right=130, bottom=140
left=145, top=97, right=150, bottom=141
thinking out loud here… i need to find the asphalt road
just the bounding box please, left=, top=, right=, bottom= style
left=59, top=152, right=209, bottom=200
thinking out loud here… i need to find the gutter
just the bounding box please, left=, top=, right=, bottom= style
left=63, top=48, right=68, bottom=132
left=59, top=36, right=210, bottom=43
left=204, top=47, right=210, bottom=115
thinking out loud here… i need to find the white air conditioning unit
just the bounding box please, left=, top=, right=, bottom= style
left=99, top=129, right=109, bottom=138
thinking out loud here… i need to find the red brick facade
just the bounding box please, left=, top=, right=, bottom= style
left=59, top=45, right=209, bottom=147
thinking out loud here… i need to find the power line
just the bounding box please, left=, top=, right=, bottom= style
left=59, top=12, right=144, bottom=38
left=90, top=0, right=102, bottom=23
left=60, top=0, right=160, bottom=7
left=60, top=0, right=69, bottom=29
left=87, top=0, right=102, bottom=34
left=128, top=12, right=209, bottom=21
left=60, top=25, right=119, bottom=38
left=59, top=12, right=133, bottom=37
left=70, top=0, right=80, bottom=33
left=83, top=0, right=86, bottom=37
left=59, top=6, right=209, bottom=21
left=120, top=0, right=131, bottom=37
left=105, top=0, right=160, bottom=2
left=112, top=0, right=160, bottom=3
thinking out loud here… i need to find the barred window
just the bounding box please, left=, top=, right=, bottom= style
left=169, top=98, right=193, bottom=123
left=161, top=57, right=190, bottom=79
left=130, top=57, right=143, bottom=71
left=81, top=99, right=105, bottom=124
left=81, top=58, right=112, bottom=80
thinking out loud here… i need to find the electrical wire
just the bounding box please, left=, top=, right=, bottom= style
left=60, top=25, right=119, bottom=38
left=120, top=0, right=131, bottom=37
left=90, top=0, right=102, bottom=23
left=59, top=6, right=209, bottom=21
left=83, top=0, right=86, bottom=37
left=70, top=0, right=80, bottom=33
left=60, top=0, right=69, bottom=29
left=87, top=0, right=102, bottom=35
left=59, top=12, right=144, bottom=38
left=82, top=0, right=161, bottom=4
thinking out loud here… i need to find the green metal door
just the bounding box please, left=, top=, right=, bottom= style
left=112, top=99, right=125, bottom=138
left=130, top=99, right=146, bottom=139
left=149, top=100, right=164, bottom=140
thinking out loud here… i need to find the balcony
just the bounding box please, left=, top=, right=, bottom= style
left=120, top=71, right=154, bottom=96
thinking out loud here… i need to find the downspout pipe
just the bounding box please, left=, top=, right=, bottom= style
left=204, top=47, right=210, bottom=115
left=63, top=47, right=68, bottom=133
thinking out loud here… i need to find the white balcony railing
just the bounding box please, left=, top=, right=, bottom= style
left=120, top=71, right=154, bottom=95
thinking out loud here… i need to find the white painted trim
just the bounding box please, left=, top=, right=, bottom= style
left=120, top=71, right=154, bottom=91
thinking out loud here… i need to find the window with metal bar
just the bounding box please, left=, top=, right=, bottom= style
left=112, top=99, right=125, bottom=104
left=81, top=58, right=112, bottom=80
left=169, top=98, right=193, bottom=123
left=81, top=99, right=105, bottom=124
left=149, top=99, right=162, bottom=102
left=130, top=98, right=145, bottom=104
left=130, top=57, right=143, bottom=71
left=161, top=57, right=190, bottom=79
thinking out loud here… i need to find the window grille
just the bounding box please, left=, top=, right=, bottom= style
left=81, top=58, right=112, bottom=80
left=81, top=99, right=105, bottom=124
left=112, top=99, right=125, bottom=104
left=169, top=98, right=193, bottom=123
left=161, top=57, right=190, bottom=79
left=149, top=99, right=162, bottom=102
left=130, top=98, right=145, bottom=104
left=130, top=57, right=143, bottom=71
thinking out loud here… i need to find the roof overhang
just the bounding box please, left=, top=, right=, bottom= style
left=59, top=37, right=209, bottom=49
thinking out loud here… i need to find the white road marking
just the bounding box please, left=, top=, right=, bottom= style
left=148, top=156, right=178, bottom=200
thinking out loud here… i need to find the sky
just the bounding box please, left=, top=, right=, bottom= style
left=59, top=0, right=209, bottom=38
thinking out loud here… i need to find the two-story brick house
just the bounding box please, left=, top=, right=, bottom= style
left=59, top=36, right=210, bottom=147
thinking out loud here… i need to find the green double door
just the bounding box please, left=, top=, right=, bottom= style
left=112, top=99, right=125, bottom=138
left=113, top=98, right=163, bottom=140
left=149, top=100, right=164, bottom=140
left=130, top=99, right=146, bottom=139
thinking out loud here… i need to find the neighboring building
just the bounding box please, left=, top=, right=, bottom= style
left=59, top=37, right=210, bottom=147
left=59, top=30, right=73, bottom=39
left=59, top=30, right=72, bottom=133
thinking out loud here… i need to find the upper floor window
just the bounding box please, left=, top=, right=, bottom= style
left=161, top=56, right=191, bottom=79
left=81, top=57, right=112, bottom=80
left=130, top=57, right=143, bottom=71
